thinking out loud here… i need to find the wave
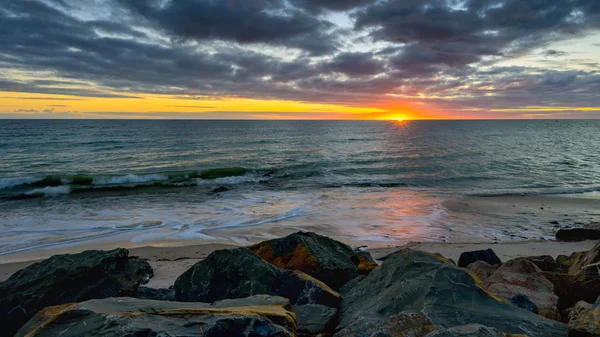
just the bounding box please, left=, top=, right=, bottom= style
left=1, top=167, right=258, bottom=199
left=0, top=177, right=41, bottom=189
left=472, top=185, right=600, bottom=197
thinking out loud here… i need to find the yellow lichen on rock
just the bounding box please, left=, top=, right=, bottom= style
left=357, top=255, right=378, bottom=274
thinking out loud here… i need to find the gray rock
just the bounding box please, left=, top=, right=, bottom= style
left=15, top=296, right=296, bottom=337
left=250, top=231, right=377, bottom=290
left=175, top=247, right=342, bottom=307
left=293, top=304, right=337, bottom=336
left=0, top=248, right=153, bottom=337
left=595, top=296, right=600, bottom=309
left=138, top=286, right=175, bottom=301
left=424, top=324, right=504, bottom=337
left=485, top=258, right=560, bottom=320
left=458, top=249, right=501, bottom=268
left=336, top=249, right=567, bottom=337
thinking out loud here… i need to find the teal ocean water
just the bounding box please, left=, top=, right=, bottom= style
left=1, top=120, right=600, bottom=254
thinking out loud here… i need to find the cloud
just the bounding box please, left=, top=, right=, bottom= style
left=119, top=0, right=339, bottom=55
left=543, top=49, right=568, bottom=57
left=319, top=52, right=386, bottom=76
left=0, top=0, right=599, bottom=117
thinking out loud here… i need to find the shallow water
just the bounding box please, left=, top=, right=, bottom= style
left=1, top=120, right=599, bottom=254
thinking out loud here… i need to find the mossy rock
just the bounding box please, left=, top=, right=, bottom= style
left=15, top=296, right=296, bottom=337
left=336, top=249, right=567, bottom=337
left=174, top=247, right=342, bottom=308
left=0, top=249, right=153, bottom=337
left=250, top=232, right=377, bottom=290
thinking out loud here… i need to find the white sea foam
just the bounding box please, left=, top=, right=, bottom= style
left=195, top=175, right=264, bottom=186
left=0, top=177, right=40, bottom=189
left=93, top=174, right=169, bottom=185
left=26, top=185, right=72, bottom=196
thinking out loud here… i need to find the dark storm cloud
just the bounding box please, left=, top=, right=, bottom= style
left=119, top=0, right=338, bottom=55
left=1, top=0, right=599, bottom=115
left=355, top=0, right=600, bottom=72
left=319, top=52, right=386, bottom=76
left=292, top=0, right=371, bottom=13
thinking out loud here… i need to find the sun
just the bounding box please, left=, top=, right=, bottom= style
left=394, top=117, right=404, bottom=122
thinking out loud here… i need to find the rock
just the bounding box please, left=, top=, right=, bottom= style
left=338, top=275, right=365, bottom=296
left=568, top=301, right=593, bottom=324
left=250, top=231, right=377, bottom=290
left=568, top=306, right=600, bottom=337
left=424, top=324, right=504, bottom=337
left=541, top=272, right=600, bottom=314
left=15, top=296, right=296, bottom=337
left=174, top=247, right=342, bottom=308
left=138, top=286, right=175, bottom=301
left=508, top=294, right=539, bottom=314
left=595, top=297, right=600, bottom=309
left=0, top=248, right=153, bottom=337
left=336, top=249, right=567, bottom=337
left=522, top=255, right=561, bottom=272
left=485, top=258, right=560, bottom=320
left=458, top=249, right=502, bottom=268
left=466, top=260, right=497, bottom=284
left=540, top=242, right=600, bottom=315
left=335, top=312, right=435, bottom=337
left=569, top=242, right=600, bottom=275
left=355, top=250, right=379, bottom=274
left=556, top=228, right=600, bottom=242
left=293, top=304, right=337, bottom=337
left=212, top=186, right=229, bottom=193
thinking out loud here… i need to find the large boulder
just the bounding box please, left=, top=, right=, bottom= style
left=466, top=261, right=497, bottom=284
left=175, top=247, right=342, bottom=308
left=0, top=248, right=153, bottom=337
left=458, top=249, right=502, bottom=268
left=568, top=301, right=593, bottom=324
left=522, top=255, right=561, bottom=272
left=542, top=272, right=600, bottom=314
left=485, top=258, right=560, bottom=320
left=423, top=324, right=505, bottom=337
left=335, top=249, right=567, bottom=337
left=15, top=296, right=296, bottom=337
left=567, top=242, right=600, bottom=275
left=250, top=232, right=377, bottom=290
left=568, top=306, right=600, bottom=337
left=540, top=242, right=600, bottom=314
left=556, top=228, right=600, bottom=242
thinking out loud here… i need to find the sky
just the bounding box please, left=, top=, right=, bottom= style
left=1, top=0, right=599, bottom=120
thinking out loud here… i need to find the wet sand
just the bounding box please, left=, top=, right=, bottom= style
left=1, top=194, right=598, bottom=287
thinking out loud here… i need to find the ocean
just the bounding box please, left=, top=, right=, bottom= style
left=1, top=120, right=600, bottom=255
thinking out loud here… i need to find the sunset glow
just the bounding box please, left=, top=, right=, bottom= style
left=1, top=1, right=599, bottom=119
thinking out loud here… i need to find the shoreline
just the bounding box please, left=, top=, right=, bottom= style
left=2, top=239, right=597, bottom=288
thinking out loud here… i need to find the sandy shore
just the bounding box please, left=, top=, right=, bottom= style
left=2, top=239, right=597, bottom=288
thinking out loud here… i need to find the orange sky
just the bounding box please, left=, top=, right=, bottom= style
left=0, top=91, right=451, bottom=120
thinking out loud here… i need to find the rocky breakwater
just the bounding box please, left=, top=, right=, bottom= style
left=4, top=231, right=600, bottom=336
left=0, top=248, right=153, bottom=337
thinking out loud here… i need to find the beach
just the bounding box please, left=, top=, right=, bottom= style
left=2, top=238, right=597, bottom=289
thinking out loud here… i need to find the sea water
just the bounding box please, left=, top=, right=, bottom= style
left=1, top=120, right=599, bottom=254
